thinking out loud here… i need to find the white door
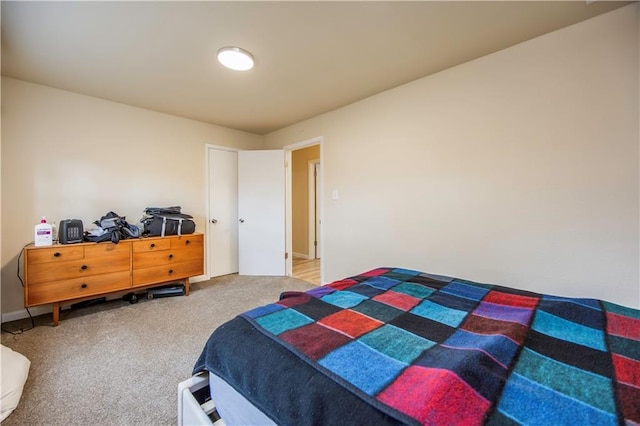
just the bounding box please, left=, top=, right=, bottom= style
left=208, top=148, right=239, bottom=277
left=238, top=150, right=285, bottom=276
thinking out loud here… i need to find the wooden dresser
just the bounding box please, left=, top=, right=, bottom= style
left=23, top=233, right=204, bottom=326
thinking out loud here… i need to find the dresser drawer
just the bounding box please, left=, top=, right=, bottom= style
left=27, top=253, right=130, bottom=285
left=132, top=238, right=171, bottom=253
left=26, top=271, right=131, bottom=306
left=26, top=245, right=84, bottom=264
left=132, top=245, right=203, bottom=269
left=170, top=234, right=203, bottom=250
left=132, top=259, right=204, bottom=287
left=84, top=242, right=130, bottom=258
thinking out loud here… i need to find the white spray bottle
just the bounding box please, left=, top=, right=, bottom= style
left=34, top=216, right=53, bottom=247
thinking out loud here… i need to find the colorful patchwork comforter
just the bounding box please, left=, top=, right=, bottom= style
left=194, top=268, right=640, bottom=425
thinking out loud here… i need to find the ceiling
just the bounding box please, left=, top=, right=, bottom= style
left=1, top=1, right=632, bottom=135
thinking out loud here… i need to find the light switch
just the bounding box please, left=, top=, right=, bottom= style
left=332, top=189, right=339, bottom=200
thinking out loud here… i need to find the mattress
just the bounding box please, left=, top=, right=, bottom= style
left=194, top=267, right=640, bottom=425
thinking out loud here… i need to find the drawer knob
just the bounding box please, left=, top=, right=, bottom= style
left=150, top=243, right=156, bottom=248
left=81, top=283, right=87, bottom=289
left=168, top=269, right=174, bottom=274
left=81, top=265, right=88, bottom=270
left=168, top=254, right=174, bottom=259
left=185, top=240, right=190, bottom=245
left=53, top=252, right=61, bottom=257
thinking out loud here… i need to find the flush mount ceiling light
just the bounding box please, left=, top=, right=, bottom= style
left=217, top=46, right=254, bottom=71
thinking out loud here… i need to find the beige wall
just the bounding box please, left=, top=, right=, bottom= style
left=292, top=145, right=320, bottom=257
left=266, top=4, right=640, bottom=307
left=0, top=78, right=263, bottom=318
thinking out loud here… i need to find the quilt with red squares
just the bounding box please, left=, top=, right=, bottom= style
left=195, top=267, right=640, bottom=425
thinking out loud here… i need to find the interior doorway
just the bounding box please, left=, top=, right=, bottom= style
left=286, top=137, right=322, bottom=285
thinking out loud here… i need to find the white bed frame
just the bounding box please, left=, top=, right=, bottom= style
left=177, top=373, right=219, bottom=426
left=178, top=372, right=276, bottom=426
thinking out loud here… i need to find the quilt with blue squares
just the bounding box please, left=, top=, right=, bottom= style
left=194, top=268, right=640, bottom=425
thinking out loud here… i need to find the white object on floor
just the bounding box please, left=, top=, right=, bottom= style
left=178, top=373, right=223, bottom=426
left=1, top=344, right=31, bottom=422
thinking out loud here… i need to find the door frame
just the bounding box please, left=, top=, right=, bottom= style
left=204, top=143, right=242, bottom=279
left=308, top=159, right=320, bottom=259
left=284, top=136, right=324, bottom=282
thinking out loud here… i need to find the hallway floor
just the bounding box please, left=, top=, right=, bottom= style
left=292, top=257, right=320, bottom=286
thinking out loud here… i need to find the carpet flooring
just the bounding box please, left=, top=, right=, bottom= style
left=1, top=274, right=315, bottom=425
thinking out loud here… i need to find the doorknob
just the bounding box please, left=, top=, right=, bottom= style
left=239, top=219, right=245, bottom=223
left=211, top=219, right=218, bottom=224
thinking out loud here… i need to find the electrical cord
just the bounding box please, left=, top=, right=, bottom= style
left=1, top=243, right=36, bottom=335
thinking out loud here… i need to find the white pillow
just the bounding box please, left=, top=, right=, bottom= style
left=1, top=344, right=30, bottom=422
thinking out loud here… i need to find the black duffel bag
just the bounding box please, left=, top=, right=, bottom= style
left=141, top=206, right=195, bottom=237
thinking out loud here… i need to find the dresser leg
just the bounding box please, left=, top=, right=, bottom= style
left=52, top=302, right=60, bottom=327
left=184, top=278, right=190, bottom=296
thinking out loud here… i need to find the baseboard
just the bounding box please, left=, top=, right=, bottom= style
left=2, top=305, right=51, bottom=323
left=293, top=252, right=310, bottom=260
left=190, top=274, right=207, bottom=283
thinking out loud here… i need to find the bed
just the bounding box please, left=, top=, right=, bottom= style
left=179, top=267, right=640, bottom=425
